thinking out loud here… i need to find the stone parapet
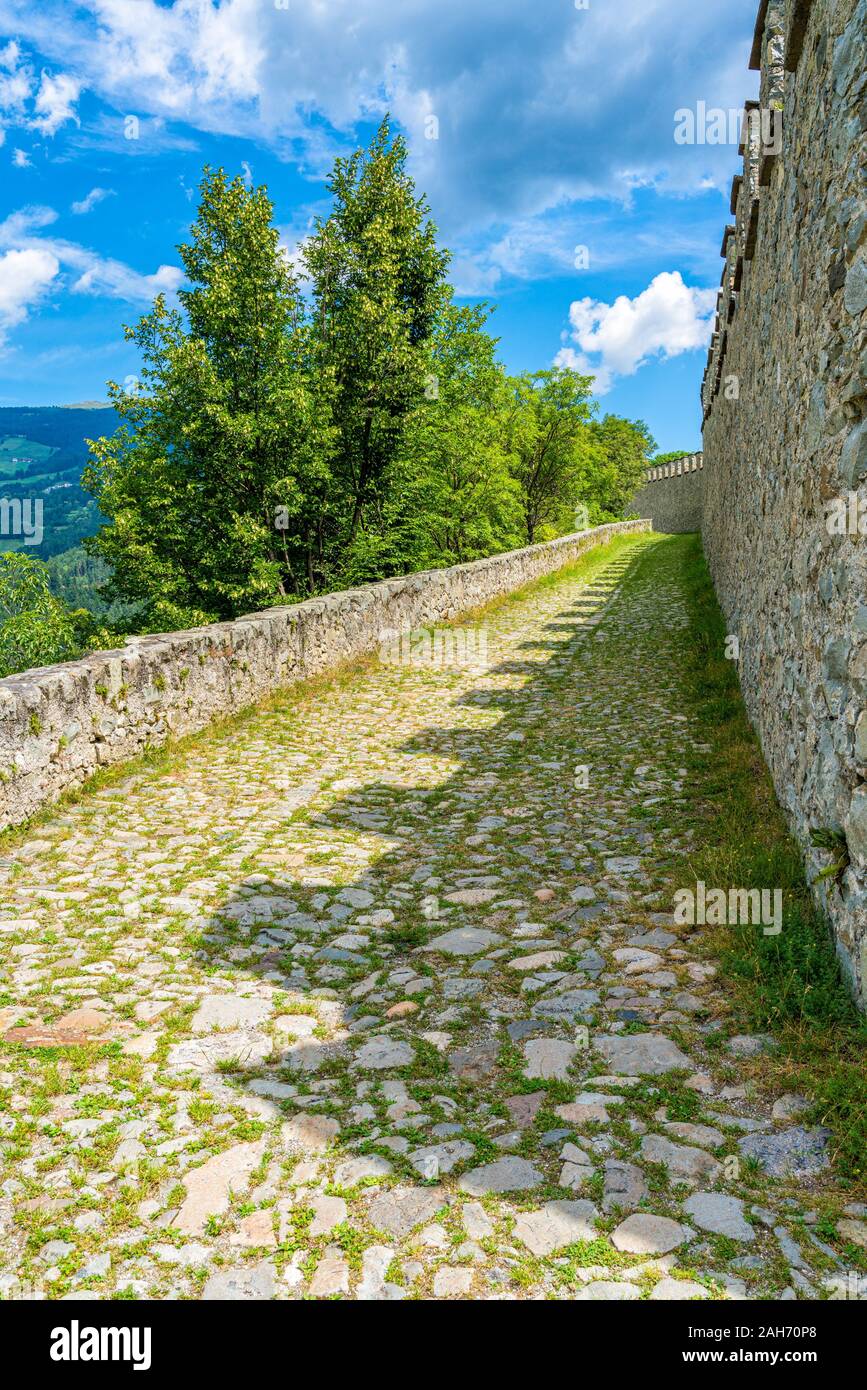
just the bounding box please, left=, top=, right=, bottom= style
left=0, top=520, right=650, bottom=832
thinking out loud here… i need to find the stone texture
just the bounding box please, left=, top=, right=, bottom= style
left=513, top=1200, right=598, bottom=1256
left=576, top=1281, right=640, bottom=1301
left=433, top=1266, right=474, bottom=1297
left=458, top=1157, right=544, bottom=1195
left=173, top=1142, right=264, bottom=1236
left=353, top=1037, right=415, bottom=1070
left=0, top=510, right=853, bottom=1303
left=0, top=521, right=649, bottom=831
left=595, top=1033, right=691, bottom=1075
left=602, top=1159, right=648, bottom=1212
left=307, top=1195, right=347, bottom=1238
left=683, top=1193, right=755, bottom=1243
left=424, top=927, right=504, bottom=957
left=522, top=1037, right=576, bottom=1080
left=699, top=0, right=867, bottom=1007
left=738, top=1127, right=832, bottom=1179
left=611, top=1214, right=689, bottom=1255
left=201, top=1261, right=275, bottom=1300
left=282, top=1114, right=339, bottom=1152
left=631, top=455, right=704, bottom=532
left=309, top=1253, right=350, bottom=1297
left=650, top=1277, right=709, bottom=1301
left=191, top=995, right=271, bottom=1033
left=640, top=1134, right=721, bottom=1184
left=365, top=1186, right=447, bottom=1240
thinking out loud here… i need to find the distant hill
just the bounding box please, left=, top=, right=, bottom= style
left=0, top=404, right=120, bottom=614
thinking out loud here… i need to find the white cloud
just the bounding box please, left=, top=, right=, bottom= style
left=0, top=204, right=184, bottom=330
left=0, top=245, right=60, bottom=343
left=0, top=42, right=82, bottom=146
left=553, top=346, right=615, bottom=398
left=0, top=39, right=32, bottom=113
left=0, top=0, right=758, bottom=237
left=555, top=271, right=715, bottom=394
left=71, top=186, right=114, bottom=214
left=30, top=69, right=80, bottom=135
left=0, top=35, right=33, bottom=148
left=12, top=147, right=32, bottom=167
left=70, top=257, right=182, bottom=301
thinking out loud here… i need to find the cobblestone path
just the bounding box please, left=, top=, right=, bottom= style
left=0, top=534, right=856, bottom=1300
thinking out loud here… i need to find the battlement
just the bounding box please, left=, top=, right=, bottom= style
left=701, top=0, right=838, bottom=421
left=642, top=453, right=704, bottom=484
left=630, top=453, right=704, bottom=533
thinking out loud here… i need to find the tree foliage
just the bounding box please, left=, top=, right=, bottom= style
left=83, top=167, right=333, bottom=623
left=302, top=118, right=451, bottom=582
left=0, top=552, right=118, bottom=678
left=66, top=118, right=660, bottom=657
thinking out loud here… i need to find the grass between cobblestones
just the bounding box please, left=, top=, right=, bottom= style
left=0, top=531, right=641, bottom=857
left=673, top=533, right=867, bottom=1190
left=2, top=528, right=864, bottom=1301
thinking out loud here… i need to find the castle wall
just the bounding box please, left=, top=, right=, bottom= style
left=701, top=0, right=867, bottom=1000
left=631, top=453, right=704, bottom=532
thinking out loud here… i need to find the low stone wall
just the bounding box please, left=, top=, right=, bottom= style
left=701, top=0, right=867, bottom=1002
left=0, top=520, right=649, bottom=832
left=630, top=453, right=704, bottom=533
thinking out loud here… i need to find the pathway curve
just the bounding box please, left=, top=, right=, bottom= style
left=0, top=534, right=854, bottom=1300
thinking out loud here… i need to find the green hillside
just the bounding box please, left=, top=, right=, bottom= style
left=0, top=404, right=119, bottom=613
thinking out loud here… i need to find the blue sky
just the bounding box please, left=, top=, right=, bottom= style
left=0, top=0, right=759, bottom=452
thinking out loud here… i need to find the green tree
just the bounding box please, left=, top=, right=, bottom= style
left=84, top=167, right=334, bottom=622
left=571, top=414, right=657, bottom=523
left=385, top=302, right=522, bottom=568
left=504, top=367, right=596, bottom=543
left=0, top=552, right=79, bottom=676
left=303, top=117, right=451, bottom=571
left=652, top=449, right=692, bottom=466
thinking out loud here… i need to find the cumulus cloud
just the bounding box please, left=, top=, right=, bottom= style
left=555, top=271, right=716, bottom=394
left=71, top=186, right=114, bottom=214
left=30, top=69, right=80, bottom=134
left=12, top=147, right=32, bottom=167
left=0, top=204, right=183, bottom=320
left=0, top=40, right=81, bottom=146
left=0, top=0, right=758, bottom=235
left=0, top=245, right=60, bottom=344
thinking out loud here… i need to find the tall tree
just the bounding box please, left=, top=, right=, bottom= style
left=504, top=367, right=596, bottom=543
left=584, top=414, right=657, bottom=518
left=385, top=302, right=522, bottom=569
left=84, top=167, right=333, bottom=623
left=303, top=118, right=451, bottom=560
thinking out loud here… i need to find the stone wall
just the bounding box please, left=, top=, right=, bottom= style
left=701, top=0, right=867, bottom=1001
left=630, top=453, right=704, bottom=533
left=0, top=520, right=649, bottom=832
